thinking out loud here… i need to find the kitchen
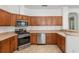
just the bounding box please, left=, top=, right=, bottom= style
left=0, top=5, right=79, bottom=53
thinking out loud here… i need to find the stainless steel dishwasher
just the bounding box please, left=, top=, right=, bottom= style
left=37, top=33, right=46, bottom=44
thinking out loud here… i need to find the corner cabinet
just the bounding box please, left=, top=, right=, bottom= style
left=0, top=35, right=18, bottom=53
left=56, top=33, right=65, bottom=52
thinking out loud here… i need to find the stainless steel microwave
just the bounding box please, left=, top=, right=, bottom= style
left=16, top=20, right=28, bottom=27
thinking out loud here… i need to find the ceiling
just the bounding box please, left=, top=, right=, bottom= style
left=24, top=5, right=79, bottom=9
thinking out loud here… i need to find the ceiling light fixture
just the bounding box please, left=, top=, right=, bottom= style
left=42, top=5, right=48, bottom=7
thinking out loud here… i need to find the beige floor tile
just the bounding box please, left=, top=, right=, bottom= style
left=14, top=45, right=62, bottom=53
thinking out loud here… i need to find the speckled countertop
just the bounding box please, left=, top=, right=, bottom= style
left=0, top=32, right=17, bottom=41
left=27, top=30, right=66, bottom=37
left=0, top=30, right=79, bottom=41
left=27, top=30, right=79, bottom=36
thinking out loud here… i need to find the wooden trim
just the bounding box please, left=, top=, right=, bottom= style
left=30, top=16, right=62, bottom=18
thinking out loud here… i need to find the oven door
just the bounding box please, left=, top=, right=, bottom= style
left=18, top=36, right=30, bottom=46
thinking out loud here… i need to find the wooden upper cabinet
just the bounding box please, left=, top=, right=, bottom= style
left=0, top=9, right=11, bottom=26
left=22, top=16, right=31, bottom=25
left=16, top=14, right=31, bottom=25
left=53, top=16, right=62, bottom=26
left=30, top=17, right=46, bottom=26
left=30, top=17, right=38, bottom=26
left=22, top=15, right=28, bottom=19
left=30, top=16, right=62, bottom=26
left=0, top=9, right=62, bottom=26
left=40, top=17, right=46, bottom=26
left=45, top=17, right=52, bottom=25
left=16, top=14, right=23, bottom=20
left=10, top=14, right=17, bottom=26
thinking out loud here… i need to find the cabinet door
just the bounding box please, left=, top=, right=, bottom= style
left=56, top=34, right=65, bottom=52
left=41, top=17, right=46, bottom=26
left=22, top=16, right=31, bottom=25
left=60, top=36, right=65, bottom=52
left=46, top=33, right=56, bottom=44
left=30, top=17, right=38, bottom=26
left=10, top=14, right=16, bottom=26
left=53, top=16, right=62, bottom=26
left=27, top=16, right=31, bottom=25
left=57, top=34, right=61, bottom=48
left=14, top=35, right=18, bottom=51
left=10, top=37, right=15, bottom=52
left=45, top=17, right=52, bottom=26
left=0, top=35, right=18, bottom=53
left=0, top=39, right=10, bottom=53
left=30, top=33, right=37, bottom=44
left=0, top=9, right=11, bottom=26
left=10, top=36, right=18, bottom=52
left=16, top=15, right=23, bottom=20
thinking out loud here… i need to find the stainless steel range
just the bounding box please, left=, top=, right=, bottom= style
left=15, top=20, right=30, bottom=50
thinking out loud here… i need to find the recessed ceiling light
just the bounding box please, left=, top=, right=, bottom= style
left=42, top=5, right=48, bottom=7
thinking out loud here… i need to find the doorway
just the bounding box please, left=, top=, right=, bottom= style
left=68, top=13, right=78, bottom=30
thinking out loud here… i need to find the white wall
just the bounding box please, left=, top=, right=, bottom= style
left=0, top=5, right=19, bottom=14
left=62, top=7, right=69, bottom=30
left=0, top=5, right=30, bottom=15
left=0, top=5, right=62, bottom=16
left=26, top=9, right=62, bottom=16
left=66, top=35, right=79, bottom=53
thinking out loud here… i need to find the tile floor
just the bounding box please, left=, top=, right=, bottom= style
left=14, top=45, right=62, bottom=53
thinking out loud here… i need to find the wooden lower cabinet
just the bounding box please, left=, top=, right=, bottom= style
left=30, top=33, right=65, bottom=52
left=0, top=35, right=18, bottom=53
left=0, top=39, right=10, bottom=53
left=30, top=33, right=37, bottom=45
left=46, top=33, right=56, bottom=44
left=10, top=36, right=18, bottom=53
left=56, top=34, right=65, bottom=52
left=30, top=33, right=57, bottom=45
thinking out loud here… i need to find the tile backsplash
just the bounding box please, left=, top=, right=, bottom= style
left=0, top=26, right=15, bottom=33
left=0, top=26, right=62, bottom=33
left=30, top=26, right=62, bottom=30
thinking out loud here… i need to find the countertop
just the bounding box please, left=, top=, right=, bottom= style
left=0, top=29, right=79, bottom=41
left=0, top=32, right=17, bottom=41
left=27, top=30, right=79, bottom=36
left=27, top=30, right=66, bottom=37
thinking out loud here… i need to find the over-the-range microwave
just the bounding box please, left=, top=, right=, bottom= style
left=16, top=20, right=28, bottom=27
